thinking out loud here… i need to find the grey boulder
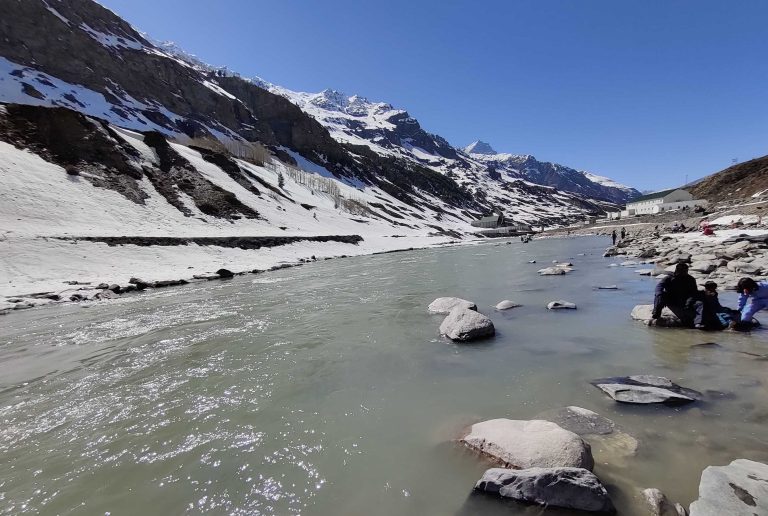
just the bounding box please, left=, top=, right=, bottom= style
left=591, top=375, right=702, bottom=405
left=439, top=307, right=494, bottom=341
left=727, top=260, right=762, bottom=275
left=631, top=304, right=684, bottom=327
left=548, top=300, right=577, bottom=310
left=689, top=459, right=768, bottom=516
left=460, top=418, right=594, bottom=470
left=428, top=297, right=477, bottom=314
left=538, top=266, right=567, bottom=275
left=495, top=300, right=521, bottom=310
left=475, top=467, right=615, bottom=513
left=690, top=261, right=718, bottom=274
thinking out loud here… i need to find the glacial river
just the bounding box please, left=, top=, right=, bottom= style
left=1, top=236, right=767, bottom=515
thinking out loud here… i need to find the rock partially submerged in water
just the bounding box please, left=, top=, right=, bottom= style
left=475, top=467, right=615, bottom=514
left=460, top=419, right=594, bottom=470
left=536, top=406, right=639, bottom=462
left=642, top=488, right=687, bottom=516
left=591, top=375, right=702, bottom=405
left=631, top=305, right=684, bottom=327
left=495, top=300, right=521, bottom=310
left=536, top=406, right=615, bottom=436
left=538, top=266, right=567, bottom=275
left=596, top=285, right=619, bottom=290
left=548, top=300, right=577, bottom=310
left=689, top=459, right=768, bottom=516
left=439, top=307, right=494, bottom=341
left=428, top=297, right=477, bottom=314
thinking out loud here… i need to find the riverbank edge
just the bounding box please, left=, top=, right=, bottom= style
left=0, top=233, right=489, bottom=316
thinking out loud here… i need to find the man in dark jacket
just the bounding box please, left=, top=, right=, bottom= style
left=652, top=263, right=698, bottom=326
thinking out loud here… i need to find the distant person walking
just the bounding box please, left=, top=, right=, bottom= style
left=611, top=229, right=617, bottom=246
left=620, top=227, right=626, bottom=240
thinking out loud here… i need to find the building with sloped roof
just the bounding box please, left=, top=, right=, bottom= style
left=606, top=188, right=707, bottom=219
left=471, top=213, right=505, bottom=228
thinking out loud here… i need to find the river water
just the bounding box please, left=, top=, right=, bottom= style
left=1, top=236, right=767, bottom=515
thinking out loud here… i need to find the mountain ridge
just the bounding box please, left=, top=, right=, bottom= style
left=0, top=0, right=629, bottom=226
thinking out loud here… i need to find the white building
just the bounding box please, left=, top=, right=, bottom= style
left=606, top=188, right=707, bottom=219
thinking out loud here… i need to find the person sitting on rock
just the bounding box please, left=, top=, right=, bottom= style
left=652, top=263, right=698, bottom=326
left=692, top=281, right=737, bottom=330
left=733, top=277, right=768, bottom=329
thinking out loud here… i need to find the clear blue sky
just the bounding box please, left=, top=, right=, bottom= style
left=99, top=0, right=767, bottom=191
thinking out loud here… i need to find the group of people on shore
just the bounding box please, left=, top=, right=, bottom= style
left=611, top=227, right=626, bottom=245
left=652, top=263, right=766, bottom=330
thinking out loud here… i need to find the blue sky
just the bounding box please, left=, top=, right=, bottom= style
left=99, top=0, right=767, bottom=191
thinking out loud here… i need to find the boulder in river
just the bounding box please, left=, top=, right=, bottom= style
left=428, top=297, right=477, bottom=314
left=439, top=307, right=494, bottom=341
left=538, top=267, right=567, bottom=275
left=474, top=467, right=615, bottom=513
left=591, top=375, right=702, bottom=405
left=495, top=300, right=521, bottom=310
left=216, top=268, right=235, bottom=278
left=460, top=419, right=594, bottom=470
left=548, top=300, right=577, bottom=310
left=596, top=285, right=619, bottom=290
left=689, top=459, right=768, bottom=516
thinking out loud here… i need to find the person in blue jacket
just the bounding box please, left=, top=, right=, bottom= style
left=736, top=277, right=768, bottom=324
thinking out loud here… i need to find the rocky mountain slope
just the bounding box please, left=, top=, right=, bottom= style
left=253, top=81, right=639, bottom=206
left=0, top=0, right=628, bottom=228
left=0, top=102, right=479, bottom=302
left=688, top=155, right=768, bottom=203
left=464, top=141, right=640, bottom=204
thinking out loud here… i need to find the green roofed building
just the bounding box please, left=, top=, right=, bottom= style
left=471, top=213, right=505, bottom=228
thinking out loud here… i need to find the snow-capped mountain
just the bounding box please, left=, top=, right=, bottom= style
left=463, top=141, right=497, bottom=155
left=255, top=82, right=639, bottom=205
left=0, top=0, right=628, bottom=233
left=465, top=144, right=640, bottom=204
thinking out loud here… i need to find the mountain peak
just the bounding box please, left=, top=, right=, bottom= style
left=464, top=141, right=497, bottom=155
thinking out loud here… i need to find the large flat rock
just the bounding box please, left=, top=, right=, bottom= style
left=460, top=419, right=594, bottom=470
left=475, top=467, right=615, bottom=513
left=591, top=375, right=702, bottom=405
left=689, top=459, right=768, bottom=515
left=631, top=305, right=684, bottom=327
